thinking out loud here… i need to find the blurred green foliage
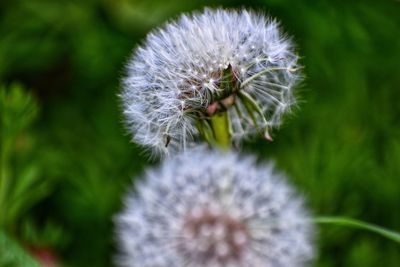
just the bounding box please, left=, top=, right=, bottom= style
left=0, top=230, right=41, bottom=267
left=0, top=84, right=40, bottom=230
left=0, top=0, right=399, bottom=266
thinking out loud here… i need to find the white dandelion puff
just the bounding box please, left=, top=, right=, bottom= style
left=122, top=8, right=302, bottom=156
left=115, top=149, right=314, bottom=267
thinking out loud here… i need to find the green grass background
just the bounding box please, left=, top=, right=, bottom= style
left=0, top=0, right=399, bottom=266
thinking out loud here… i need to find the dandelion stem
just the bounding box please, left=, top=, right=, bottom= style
left=210, top=112, right=231, bottom=150
left=314, top=216, right=400, bottom=243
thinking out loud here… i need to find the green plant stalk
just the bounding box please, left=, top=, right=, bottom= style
left=314, top=216, right=400, bottom=243
left=210, top=112, right=231, bottom=150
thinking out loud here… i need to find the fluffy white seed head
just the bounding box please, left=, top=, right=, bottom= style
left=115, top=149, right=314, bottom=267
left=122, top=8, right=301, bottom=156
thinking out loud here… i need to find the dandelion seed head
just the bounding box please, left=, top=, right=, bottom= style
left=122, top=8, right=301, bottom=156
left=115, top=149, right=314, bottom=267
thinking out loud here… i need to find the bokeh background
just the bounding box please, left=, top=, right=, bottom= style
left=1, top=0, right=399, bottom=266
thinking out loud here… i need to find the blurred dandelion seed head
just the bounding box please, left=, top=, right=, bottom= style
left=122, top=8, right=301, bottom=156
left=115, top=149, right=314, bottom=267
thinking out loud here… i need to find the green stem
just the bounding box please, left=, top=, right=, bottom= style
left=314, top=216, right=400, bottom=243
left=210, top=112, right=231, bottom=150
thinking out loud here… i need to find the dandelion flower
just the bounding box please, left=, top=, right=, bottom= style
left=122, top=8, right=301, bottom=155
left=115, top=149, right=314, bottom=267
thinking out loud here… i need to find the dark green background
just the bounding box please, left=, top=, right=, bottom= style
left=0, top=0, right=399, bottom=266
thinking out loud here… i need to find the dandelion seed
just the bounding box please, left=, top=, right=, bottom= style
left=121, top=8, right=301, bottom=156
left=115, top=149, right=314, bottom=267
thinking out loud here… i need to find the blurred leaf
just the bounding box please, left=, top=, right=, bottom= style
left=0, top=230, right=41, bottom=267
left=0, top=83, right=38, bottom=141
left=0, top=84, right=55, bottom=247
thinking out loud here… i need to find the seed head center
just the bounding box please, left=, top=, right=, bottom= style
left=179, top=65, right=240, bottom=115
left=181, top=206, right=249, bottom=264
